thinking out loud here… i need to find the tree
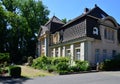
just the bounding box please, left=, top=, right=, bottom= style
left=17, top=0, right=49, bottom=58
left=0, top=4, right=8, bottom=53
left=61, top=18, right=67, bottom=24
left=0, top=0, right=49, bottom=64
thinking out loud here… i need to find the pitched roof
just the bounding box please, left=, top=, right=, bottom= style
left=62, top=5, right=108, bottom=27
left=45, top=16, right=64, bottom=26
left=41, top=26, right=49, bottom=32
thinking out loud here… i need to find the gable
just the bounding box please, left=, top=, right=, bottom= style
left=45, top=16, right=64, bottom=34
left=88, top=6, right=108, bottom=19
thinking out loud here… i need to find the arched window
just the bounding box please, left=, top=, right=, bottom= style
left=93, top=27, right=99, bottom=35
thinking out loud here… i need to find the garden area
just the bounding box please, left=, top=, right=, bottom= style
left=99, top=54, right=120, bottom=71
left=1, top=52, right=120, bottom=78
left=0, top=53, right=22, bottom=77
left=0, top=53, right=56, bottom=78
left=30, top=56, right=90, bottom=75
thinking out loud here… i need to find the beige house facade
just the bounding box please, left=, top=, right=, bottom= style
left=38, top=5, right=120, bottom=66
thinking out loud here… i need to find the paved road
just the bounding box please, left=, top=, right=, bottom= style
left=0, top=71, right=120, bottom=84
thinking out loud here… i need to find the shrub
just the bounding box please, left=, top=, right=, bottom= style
left=56, top=62, right=69, bottom=71
left=97, top=54, right=120, bottom=71
left=75, top=60, right=90, bottom=71
left=52, top=57, right=69, bottom=65
left=56, top=62, right=69, bottom=75
left=69, top=66, right=80, bottom=72
left=9, top=66, right=21, bottom=77
left=47, top=65, right=56, bottom=73
left=0, top=53, right=9, bottom=63
left=32, top=56, right=52, bottom=70
left=100, top=59, right=120, bottom=71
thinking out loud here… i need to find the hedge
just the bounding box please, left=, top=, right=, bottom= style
left=9, top=66, right=21, bottom=77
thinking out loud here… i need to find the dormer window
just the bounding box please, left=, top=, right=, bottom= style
left=101, top=14, right=106, bottom=19
left=93, top=27, right=99, bottom=35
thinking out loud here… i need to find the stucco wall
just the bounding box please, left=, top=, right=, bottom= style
left=90, top=22, right=120, bottom=65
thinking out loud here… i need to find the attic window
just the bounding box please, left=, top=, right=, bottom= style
left=101, top=14, right=106, bottom=19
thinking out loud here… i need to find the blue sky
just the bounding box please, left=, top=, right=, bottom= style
left=42, top=0, right=120, bottom=23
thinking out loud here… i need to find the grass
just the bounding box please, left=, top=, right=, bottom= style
left=20, top=65, right=57, bottom=78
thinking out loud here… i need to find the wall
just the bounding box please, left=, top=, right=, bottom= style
left=91, top=22, right=120, bottom=65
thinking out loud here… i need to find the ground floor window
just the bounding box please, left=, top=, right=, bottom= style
left=103, top=49, right=107, bottom=61
left=75, top=49, right=80, bottom=60
left=112, top=50, right=116, bottom=58
left=55, top=50, right=58, bottom=57
left=95, top=49, right=100, bottom=64
left=51, top=50, right=54, bottom=56
left=66, top=49, right=71, bottom=57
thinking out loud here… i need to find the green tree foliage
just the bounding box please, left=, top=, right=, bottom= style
left=0, top=0, right=49, bottom=64
left=17, top=0, right=49, bottom=58
left=0, top=4, right=8, bottom=53
left=0, top=53, right=9, bottom=63
left=61, top=18, right=67, bottom=24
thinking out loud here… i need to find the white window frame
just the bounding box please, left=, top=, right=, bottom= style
left=75, top=48, right=80, bottom=60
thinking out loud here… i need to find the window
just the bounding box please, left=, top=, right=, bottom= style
left=111, top=30, right=114, bottom=40
left=95, top=49, right=100, bottom=63
left=112, top=50, right=116, bottom=58
left=75, top=49, right=80, bottom=60
left=107, top=29, right=110, bottom=40
left=51, top=50, right=54, bottom=56
left=93, top=27, right=99, bottom=35
left=104, top=29, right=107, bottom=39
left=103, top=49, right=107, bottom=61
left=53, top=32, right=59, bottom=44
left=101, top=13, right=106, bottom=19
left=66, top=50, right=71, bottom=57
left=55, top=50, right=58, bottom=57
left=104, top=28, right=114, bottom=41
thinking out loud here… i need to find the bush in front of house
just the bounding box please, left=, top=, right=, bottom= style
left=9, top=66, right=21, bottom=77
left=100, top=59, right=120, bottom=71
left=47, top=65, right=56, bottom=73
left=31, top=56, right=90, bottom=74
left=56, top=62, right=69, bottom=71
left=56, top=62, right=69, bottom=75
left=52, top=57, right=69, bottom=66
left=75, top=60, right=90, bottom=71
left=69, top=66, right=80, bottom=72
left=32, top=56, right=52, bottom=70
left=99, top=54, right=120, bottom=71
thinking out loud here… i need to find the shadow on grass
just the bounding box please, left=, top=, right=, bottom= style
left=0, top=76, right=32, bottom=84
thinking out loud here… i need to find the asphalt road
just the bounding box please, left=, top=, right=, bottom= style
left=1, top=71, right=120, bottom=84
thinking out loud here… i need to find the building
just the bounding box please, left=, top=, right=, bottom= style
left=38, top=5, right=120, bottom=66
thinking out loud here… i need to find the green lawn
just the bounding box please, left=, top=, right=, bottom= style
left=20, top=65, right=57, bottom=78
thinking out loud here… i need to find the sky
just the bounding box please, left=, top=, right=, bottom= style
left=42, top=0, right=120, bottom=23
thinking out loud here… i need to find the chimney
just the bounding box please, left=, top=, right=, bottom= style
left=95, top=4, right=98, bottom=7
left=84, top=8, right=89, bottom=14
